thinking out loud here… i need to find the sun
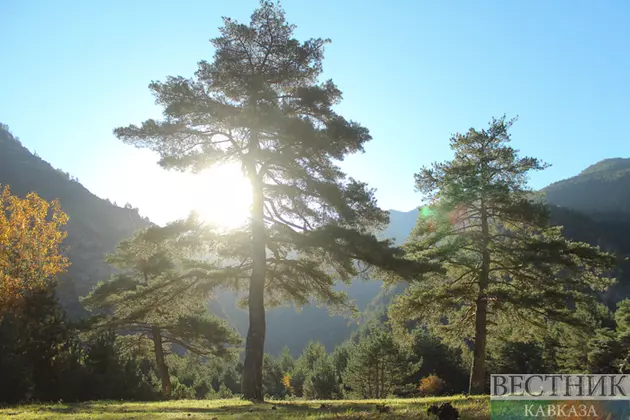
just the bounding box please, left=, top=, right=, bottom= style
left=191, top=164, right=252, bottom=229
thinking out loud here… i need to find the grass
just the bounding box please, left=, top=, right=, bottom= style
left=0, top=395, right=490, bottom=419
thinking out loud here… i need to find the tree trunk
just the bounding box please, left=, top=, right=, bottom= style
left=469, top=201, right=490, bottom=395
left=374, top=361, right=380, bottom=399
left=151, top=326, right=171, bottom=398
left=469, top=289, right=488, bottom=394
left=242, top=164, right=267, bottom=401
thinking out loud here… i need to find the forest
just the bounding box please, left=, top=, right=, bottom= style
left=1, top=1, right=630, bottom=418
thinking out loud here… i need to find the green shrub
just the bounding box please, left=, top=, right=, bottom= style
left=170, top=377, right=196, bottom=399
left=217, top=383, right=233, bottom=398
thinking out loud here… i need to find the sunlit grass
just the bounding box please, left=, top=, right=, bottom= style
left=0, top=395, right=490, bottom=419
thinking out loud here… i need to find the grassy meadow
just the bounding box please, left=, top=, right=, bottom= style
left=0, top=395, right=490, bottom=419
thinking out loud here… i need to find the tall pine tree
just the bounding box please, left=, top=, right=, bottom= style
left=391, top=116, right=616, bottom=393
left=114, top=1, right=431, bottom=400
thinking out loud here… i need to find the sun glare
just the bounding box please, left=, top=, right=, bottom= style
left=191, top=164, right=252, bottom=229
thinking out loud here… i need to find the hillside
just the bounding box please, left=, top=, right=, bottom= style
left=0, top=124, right=150, bottom=316
left=542, top=160, right=630, bottom=306
left=543, top=158, right=630, bottom=218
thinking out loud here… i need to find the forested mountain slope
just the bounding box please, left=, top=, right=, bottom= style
left=544, top=158, right=630, bottom=218
left=0, top=124, right=150, bottom=316
left=542, top=162, right=630, bottom=307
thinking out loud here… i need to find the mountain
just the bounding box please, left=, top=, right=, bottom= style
left=0, top=124, right=150, bottom=316
left=542, top=158, right=630, bottom=257
left=542, top=158, right=630, bottom=307
left=544, top=158, right=630, bottom=219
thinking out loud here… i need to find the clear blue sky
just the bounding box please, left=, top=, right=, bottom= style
left=1, top=0, right=629, bottom=224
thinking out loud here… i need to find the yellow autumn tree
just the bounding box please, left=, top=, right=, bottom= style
left=0, top=185, right=70, bottom=314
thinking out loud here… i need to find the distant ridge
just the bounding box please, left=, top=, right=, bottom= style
left=543, top=158, right=630, bottom=217
left=0, top=123, right=150, bottom=316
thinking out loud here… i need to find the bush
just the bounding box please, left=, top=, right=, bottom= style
left=170, top=377, right=196, bottom=399
left=281, top=374, right=293, bottom=395
left=418, top=374, right=446, bottom=397
left=217, top=383, right=233, bottom=398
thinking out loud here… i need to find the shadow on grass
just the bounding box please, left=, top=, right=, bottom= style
left=11, top=396, right=490, bottom=419
left=21, top=401, right=393, bottom=417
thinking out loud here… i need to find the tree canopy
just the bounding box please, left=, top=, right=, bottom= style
left=390, top=116, right=617, bottom=393
left=0, top=185, right=70, bottom=314
left=83, top=216, right=241, bottom=396
left=113, top=0, right=432, bottom=400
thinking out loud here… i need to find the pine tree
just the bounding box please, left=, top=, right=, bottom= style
left=296, top=341, right=328, bottom=372
left=330, top=343, right=350, bottom=385
left=342, top=325, right=418, bottom=399
left=83, top=217, right=241, bottom=397
left=262, top=354, right=285, bottom=398
left=615, top=299, right=630, bottom=372
left=545, top=302, right=611, bottom=374
left=113, top=0, right=431, bottom=400
left=303, top=355, right=341, bottom=399
left=391, top=116, right=617, bottom=393
left=290, top=341, right=328, bottom=396
left=406, top=328, right=468, bottom=394
left=0, top=287, right=77, bottom=403
left=488, top=340, right=546, bottom=375
left=587, top=328, right=621, bottom=373
left=278, top=346, right=295, bottom=373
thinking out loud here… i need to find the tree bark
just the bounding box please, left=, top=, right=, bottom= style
left=151, top=326, right=171, bottom=398
left=242, top=154, right=267, bottom=401
left=469, top=200, right=490, bottom=394
left=375, top=361, right=380, bottom=399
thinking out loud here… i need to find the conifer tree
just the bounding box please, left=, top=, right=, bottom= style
left=113, top=0, right=431, bottom=400
left=278, top=346, right=295, bottom=373
left=330, top=343, right=350, bottom=385
left=0, top=286, right=76, bottom=403
left=262, top=353, right=285, bottom=398
left=587, top=328, right=621, bottom=373
left=391, top=116, right=616, bottom=394
left=616, top=299, right=630, bottom=372
left=342, top=325, right=418, bottom=399
left=83, top=217, right=241, bottom=397
left=303, top=355, right=340, bottom=399
left=290, top=340, right=328, bottom=396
